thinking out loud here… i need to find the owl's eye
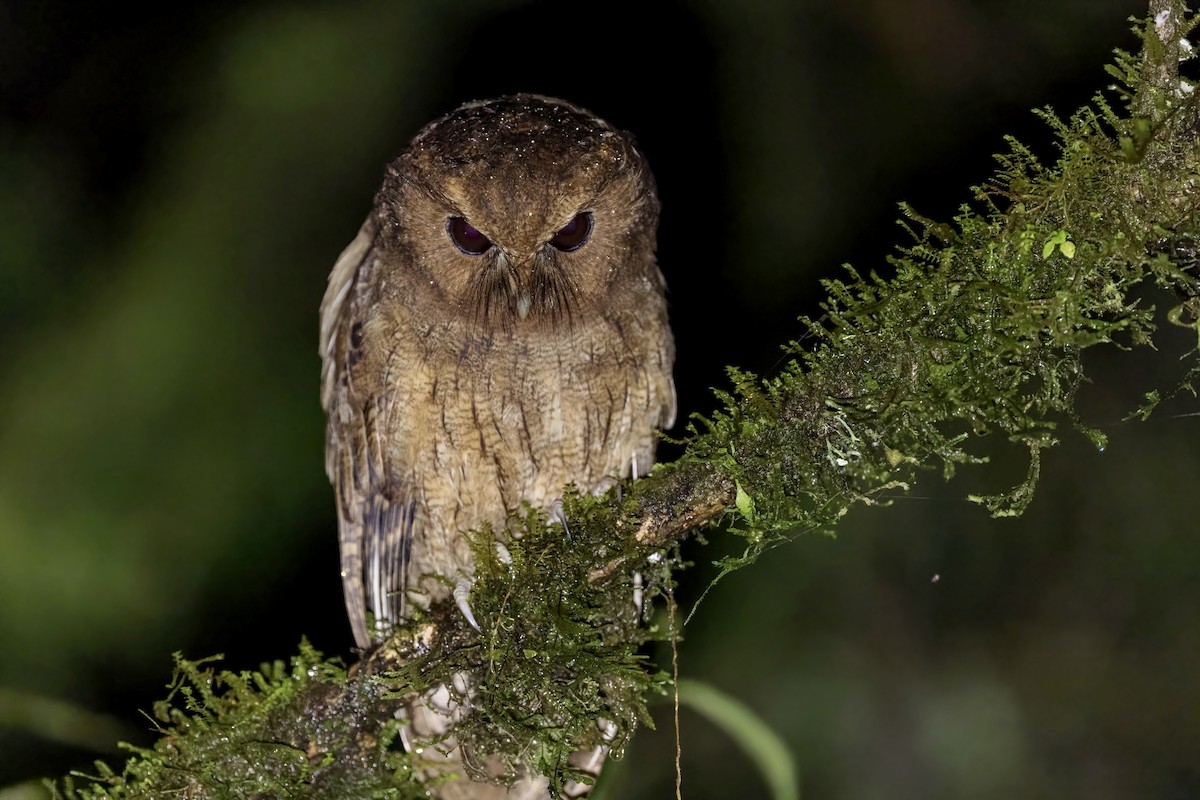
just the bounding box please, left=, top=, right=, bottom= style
left=447, top=217, right=493, bottom=255
left=549, top=212, right=593, bottom=252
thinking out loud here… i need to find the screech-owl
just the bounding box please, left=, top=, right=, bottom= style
left=320, top=94, right=676, bottom=652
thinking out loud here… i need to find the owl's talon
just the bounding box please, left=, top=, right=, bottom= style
left=563, top=718, right=618, bottom=797
left=454, top=578, right=480, bottom=631
left=549, top=499, right=570, bottom=534
left=632, top=570, right=644, bottom=618
left=495, top=541, right=512, bottom=565
left=398, top=723, right=413, bottom=754
left=598, top=718, right=618, bottom=741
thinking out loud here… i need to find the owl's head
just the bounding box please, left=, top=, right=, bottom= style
left=373, top=94, right=660, bottom=328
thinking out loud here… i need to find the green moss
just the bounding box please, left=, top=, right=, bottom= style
left=371, top=505, right=677, bottom=793
left=673, top=7, right=1200, bottom=573
left=52, top=642, right=427, bottom=799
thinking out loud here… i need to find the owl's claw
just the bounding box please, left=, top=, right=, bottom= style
left=549, top=499, right=570, bottom=534
left=633, top=570, right=644, bottom=618
left=454, top=577, right=480, bottom=632
left=563, top=718, right=619, bottom=797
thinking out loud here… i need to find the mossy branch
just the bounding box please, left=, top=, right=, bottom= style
left=53, top=4, right=1200, bottom=798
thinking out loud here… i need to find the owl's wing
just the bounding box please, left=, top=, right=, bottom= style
left=320, top=215, right=416, bottom=650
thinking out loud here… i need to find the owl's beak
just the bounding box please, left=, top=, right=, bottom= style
left=494, top=249, right=532, bottom=321
left=490, top=248, right=566, bottom=324
left=511, top=250, right=544, bottom=321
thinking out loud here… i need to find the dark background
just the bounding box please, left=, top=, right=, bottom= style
left=2, top=1, right=1197, bottom=798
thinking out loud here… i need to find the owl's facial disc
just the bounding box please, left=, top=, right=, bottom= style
left=448, top=210, right=593, bottom=328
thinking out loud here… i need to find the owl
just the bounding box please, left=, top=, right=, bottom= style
left=319, top=94, right=676, bottom=653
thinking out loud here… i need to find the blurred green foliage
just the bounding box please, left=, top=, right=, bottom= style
left=3, top=0, right=1197, bottom=798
